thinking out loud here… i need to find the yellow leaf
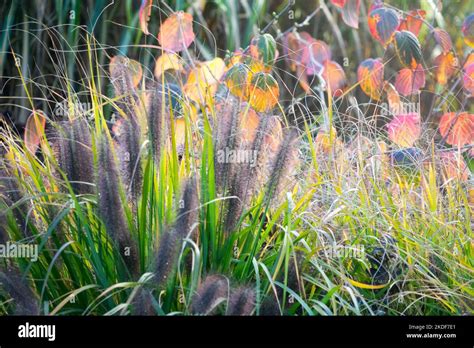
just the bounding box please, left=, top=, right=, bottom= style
left=348, top=278, right=389, bottom=290
left=184, top=58, right=225, bottom=104
left=154, top=53, right=184, bottom=78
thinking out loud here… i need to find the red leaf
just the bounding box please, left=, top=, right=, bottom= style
left=433, top=51, right=459, bottom=85
left=357, top=58, right=384, bottom=100
left=331, top=0, right=345, bottom=8
left=368, top=7, right=400, bottom=46
left=439, top=112, right=474, bottom=147
left=139, top=0, right=153, bottom=35
left=24, top=110, right=47, bottom=155
left=158, top=12, right=195, bottom=53
left=398, top=9, right=426, bottom=36
left=432, top=28, right=453, bottom=53
left=387, top=113, right=421, bottom=147
left=394, top=64, right=425, bottom=96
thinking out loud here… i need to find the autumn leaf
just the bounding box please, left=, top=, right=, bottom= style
left=439, top=112, right=474, bottom=147
left=225, top=62, right=251, bottom=99
left=432, top=28, right=453, bottom=53
left=184, top=58, right=225, bottom=103
left=394, top=30, right=423, bottom=69
left=302, top=37, right=331, bottom=75
left=384, top=82, right=402, bottom=114
left=462, top=13, right=474, bottom=48
left=247, top=72, right=279, bottom=112
left=240, top=106, right=260, bottom=143
left=368, top=7, right=400, bottom=46
left=158, top=12, right=195, bottom=53
left=154, top=53, right=184, bottom=78
left=357, top=58, right=384, bottom=100
left=281, top=32, right=331, bottom=92
left=24, top=110, right=47, bottom=155
left=394, top=64, right=425, bottom=96
left=387, top=113, right=421, bottom=147
left=433, top=51, right=458, bottom=85
left=322, top=60, right=347, bottom=96
left=249, top=33, right=277, bottom=69
left=139, top=0, right=153, bottom=35
left=331, top=0, right=361, bottom=29
left=463, top=62, right=474, bottom=95
left=398, top=9, right=426, bottom=36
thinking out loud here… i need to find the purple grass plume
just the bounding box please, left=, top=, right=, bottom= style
left=190, top=274, right=229, bottom=315
left=97, top=134, right=139, bottom=276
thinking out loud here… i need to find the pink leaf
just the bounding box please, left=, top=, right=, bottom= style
left=394, top=64, right=425, bottom=96
left=387, top=113, right=421, bottom=147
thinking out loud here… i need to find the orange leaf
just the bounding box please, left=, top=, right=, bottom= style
left=184, top=58, right=225, bottom=103
left=154, top=53, right=184, bottom=78
left=439, top=112, right=474, bottom=147
left=322, top=60, right=346, bottom=96
left=158, top=12, right=195, bottom=53
left=384, top=82, right=402, bottom=114
left=24, top=110, right=47, bottom=155
left=398, top=9, right=426, bottom=36
left=432, top=28, right=453, bottom=53
left=357, top=58, right=384, bottom=100
left=139, top=0, right=153, bottom=35
left=394, top=64, right=425, bottom=96
left=240, top=106, right=260, bottom=143
left=247, top=72, right=279, bottom=112
left=434, top=51, right=458, bottom=85
left=387, top=113, right=421, bottom=147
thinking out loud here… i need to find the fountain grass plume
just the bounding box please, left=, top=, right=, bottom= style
left=97, top=133, right=139, bottom=276
left=226, top=286, right=255, bottom=315
left=190, top=274, right=229, bottom=315
left=51, top=117, right=94, bottom=195
left=0, top=265, right=39, bottom=315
